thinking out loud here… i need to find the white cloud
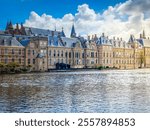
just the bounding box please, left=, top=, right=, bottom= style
left=24, top=0, right=150, bottom=41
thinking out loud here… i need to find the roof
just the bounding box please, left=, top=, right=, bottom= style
left=96, top=36, right=112, bottom=45
left=0, top=35, right=24, bottom=47
left=48, top=36, right=64, bottom=47
left=25, top=27, right=65, bottom=37
left=138, top=39, right=150, bottom=47
left=20, top=39, right=30, bottom=46
left=61, top=37, right=82, bottom=48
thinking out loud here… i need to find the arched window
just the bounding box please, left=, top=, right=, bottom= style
left=58, top=50, right=60, bottom=57
left=54, top=50, right=56, bottom=57
left=61, top=50, right=63, bottom=57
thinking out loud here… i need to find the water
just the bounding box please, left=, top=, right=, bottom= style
left=0, top=69, right=150, bottom=113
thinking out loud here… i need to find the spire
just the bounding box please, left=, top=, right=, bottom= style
left=70, top=24, right=76, bottom=38
left=61, top=27, right=66, bottom=37
left=8, top=21, right=13, bottom=30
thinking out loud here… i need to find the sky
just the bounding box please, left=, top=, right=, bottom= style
left=0, top=0, right=150, bottom=41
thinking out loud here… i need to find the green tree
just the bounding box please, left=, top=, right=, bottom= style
left=0, top=62, right=6, bottom=73
left=6, top=62, right=20, bottom=73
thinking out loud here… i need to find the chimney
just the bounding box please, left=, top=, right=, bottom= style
left=92, top=35, right=94, bottom=39
left=102, top=33, right=105, bottom=37
left=95, top=34, right=97, bottom=38
left=88, top=35, right=90, bottom=41
left=52, top=31, right=54, bottom=37
left=140, top=34, right=143, bottom=39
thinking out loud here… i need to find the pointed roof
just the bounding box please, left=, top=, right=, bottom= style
left=61, top=27, right=66, bottom=37
left=8, top=21, right=13, bottom=30
left=70, top=24, right=76, bottom=38
left=128, top=34, right=135, bottom=43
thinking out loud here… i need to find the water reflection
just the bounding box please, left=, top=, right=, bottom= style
left=0, top=69, right=150, bottom=113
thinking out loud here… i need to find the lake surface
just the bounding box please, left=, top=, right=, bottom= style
left=0, top=69, right=150, bottom=113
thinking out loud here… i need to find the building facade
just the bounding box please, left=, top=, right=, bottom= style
left=1, top=22, right=150, bottom=71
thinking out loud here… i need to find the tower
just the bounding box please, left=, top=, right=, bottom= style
left=70, top=24, right=76, bottom=38
left=14, top=23, right=20, bottom=34
left=20, top=23, right=26, bottom=35
left=5, top=21, right=14, bottom=34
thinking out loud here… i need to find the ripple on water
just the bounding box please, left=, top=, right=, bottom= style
left=0, top=69, right=150, bottom=113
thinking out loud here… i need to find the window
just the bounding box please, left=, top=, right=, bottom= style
left=58, top=51, right=60, bottom=57
left=91, top=61, right=94, bottom=64
left=5, top=49, right=8, bottom=54
left=77, top=60, right=79, bottom=64
left=28, top=59, right=30, bottom=64
left=65, top=51, right=68, bottom=58
left=49, top=50, right=51, bottom=56
left=61, top=51, right=63, bottom=57
left=33, top=59, right=35, bottom=64
left=19, top=49, right=21, bottom=55
left=69, top=52, right=71, bottom=58
left=96, top=52, right=97, bottom=58
left=103, top=52, right=105, bottom=57
left=82, top=53, right=84, bottom=58
left=19, top=59, right=21, bottom=64
left=28, top=50, right=30, bottom=55
left=50, top=59, right=52, bottom=65
left=12, top=58, right=15, bottom=62
left=76, top=52, right=78, bottom=58
left=91, top=52, right=94, bottom=58
left=32, top=50, right=35, bottom=55
left=12, top=49, right=15, bottom=54
left=5, top=58, right=8, bottom=64
left=54, top=50, right=56, bottom=57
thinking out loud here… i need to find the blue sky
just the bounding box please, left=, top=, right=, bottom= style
left=0, top=0, right=126, bottom=29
